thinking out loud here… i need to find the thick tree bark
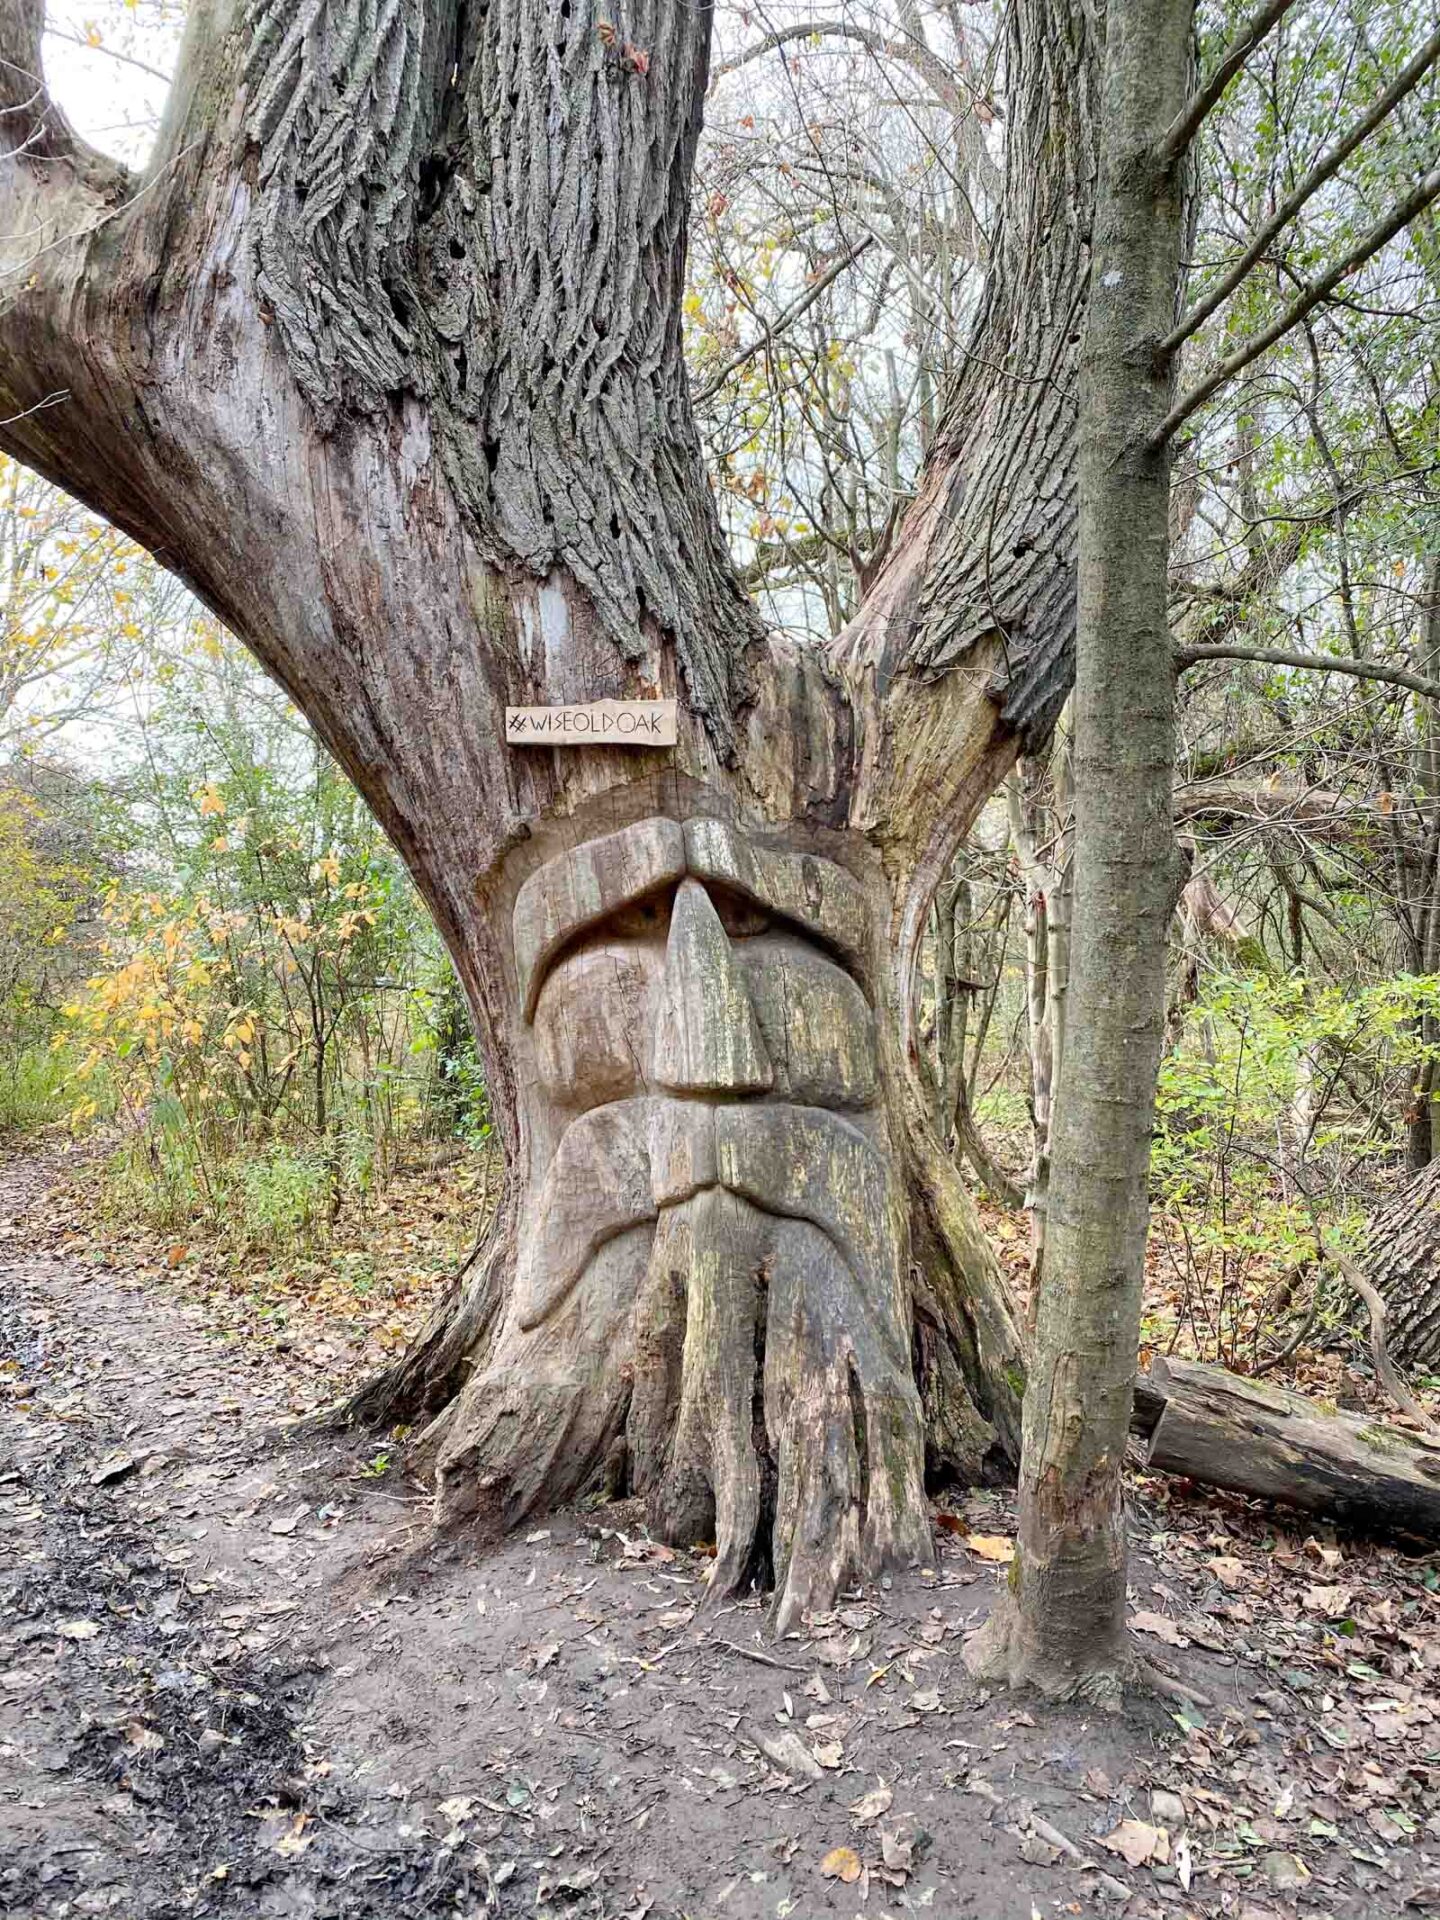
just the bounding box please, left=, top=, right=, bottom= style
left=1359, top=1161, right=1440, bottom=1373
left=0, top=0, right=1095, bottom=1623
left=966, top=0, right=1193, bottom=1700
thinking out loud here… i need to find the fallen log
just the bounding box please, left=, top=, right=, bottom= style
left=1130, top=1356, right=1440, bottom=1540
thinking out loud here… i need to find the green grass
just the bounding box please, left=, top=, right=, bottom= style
left=0, top=1043, right=77, bottom=1138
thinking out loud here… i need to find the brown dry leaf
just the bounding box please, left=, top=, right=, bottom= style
left=274, top=1813, right=312, bottom=1858
left=820, top=1846, right=863, bottom=1884
left=1101, top=1819, right=1170, bottom=1868
left=1130, top=1609, right=1188, bottom=1647
left=880, top=1824, right=914, bottom=1875
left=850, top=1781, right=893, bottom=1826
left=1304, top=1584, right=1353, bottom=1619
left=124, top=1721, right=165, bottom=1754
left=757, top=1729, right=824, bottom=1781
left=57, top=1619, right=100, bottom=1640
left=1207, top=1555, right=1246, bottom=1590
left=812, top=1741, right=844, bottom=1770
left=966, top=1535, right=1015, bottom=1564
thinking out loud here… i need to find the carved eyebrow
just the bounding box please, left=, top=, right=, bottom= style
left=514, top=815, right=871, bottom=1021
left=514, top=818, right=686, bottom=1021
left=681, top=818, right=869, bottom=980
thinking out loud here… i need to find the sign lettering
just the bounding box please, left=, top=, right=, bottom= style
left=505, top=699, right=677, bottom=747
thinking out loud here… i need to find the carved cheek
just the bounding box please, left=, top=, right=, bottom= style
left=532, top=941, right=662, bottom=1109
left=737, top=936, right=878, bottom=1109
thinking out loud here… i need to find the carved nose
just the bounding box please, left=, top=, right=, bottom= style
left=652, top=879, right=774, bottom=1094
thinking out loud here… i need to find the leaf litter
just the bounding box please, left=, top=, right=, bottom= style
left=4, top=1148, right=1440, bottom=1917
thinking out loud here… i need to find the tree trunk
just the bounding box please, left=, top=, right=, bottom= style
left=0, top=0, right=1096, bottom=1624
left=1134, top=1357, right=1440, bottom=1540
left=1359, top=1160, right=1440, bottom=1372
left=966, top=0, right=1193, bottom=1700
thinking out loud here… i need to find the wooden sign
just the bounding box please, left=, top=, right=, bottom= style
left=505, top=699, right=677, bottom=746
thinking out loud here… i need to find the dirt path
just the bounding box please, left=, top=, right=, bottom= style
left=3, top=1153, right=1437, bottom=1920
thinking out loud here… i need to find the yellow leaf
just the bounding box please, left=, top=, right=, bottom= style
left=966, top=1535, right=1015, bottom=1563
left=819, top=1846, right=862, bottom=1884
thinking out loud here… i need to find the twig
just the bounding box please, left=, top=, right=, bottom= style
left=1175, top=641, right=1440, bottom=704
left=1139, top=1660, right=1214, bottom=1710
left=1152, top=165, right=1440, bottom=446
left=691, top=236, right=875, bottom=404
left=1161, top=25, right=1440, bottom=352
left=714, top=1639, right=807, bottom=1672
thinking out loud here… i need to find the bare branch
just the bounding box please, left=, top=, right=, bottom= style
left=1158, top=0, right=1303, bottom=165
left=41, top=23, right=173, bottom=88
left=691, top=236, right=875, bottom=406
left=1151, top=165, right=1440, bottom=446
left=1330, top=1247, right=1440, bottom=1436
left=712, top=18, right=994, bottom=121
left=1162, top=25, right=1440, bottom=353
left=0, top=0, right=132, bottom=192
left=1176, top=640, right=1440, bottom=705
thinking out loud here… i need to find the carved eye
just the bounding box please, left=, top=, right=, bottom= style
left=609, top=894, right=670, bottom=938
left=707, top=884, right=771, bottom=940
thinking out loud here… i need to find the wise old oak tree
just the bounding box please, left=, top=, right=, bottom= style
left=0, top=0, right=1097, bottom=1633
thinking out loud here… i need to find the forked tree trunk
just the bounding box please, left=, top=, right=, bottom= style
left=0, top=0, right=1096, bottom=1623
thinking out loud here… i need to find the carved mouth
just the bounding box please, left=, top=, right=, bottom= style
left=514, top=1095, right=904, bottom=1362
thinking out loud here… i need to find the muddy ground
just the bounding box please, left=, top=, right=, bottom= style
left=4, top=1152, right=1440, bottom=1920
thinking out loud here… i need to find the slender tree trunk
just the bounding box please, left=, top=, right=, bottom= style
left=966, top=0, right=1193, bottom=1700
left=0, top=0, right=1098, bottom=1624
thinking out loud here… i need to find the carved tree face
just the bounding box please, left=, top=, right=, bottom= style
left=506, top=816, right=923, bottom=1592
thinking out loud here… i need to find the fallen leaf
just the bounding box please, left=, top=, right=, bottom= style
left=1304, top=1584, right=1353, bottom=1619
left=90, top=1451, right=136, bottom=1487
left=850, top=1782, right=893, bottom=1826
left=274, top=1813, right=312, bottom=1858
left=820, top=1845, right=863, bottom=1884
left=880, top=1823, right=915, bottom=1875
left=966, top=1535, right=1015, bottom=1563
left=1101, top=1819, right=1169, bottom=1868
left=57, top=1619, right=100, bottom=1640
left=124, top=1721, right=165, bottom=1754
left=1130, top=1609, right=1188, bottom=1647
left=1207, top=1555, right=1245, bottom=1591
left=757, top=1729, right=824, bottom=1781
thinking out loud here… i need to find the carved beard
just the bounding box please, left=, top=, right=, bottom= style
left=504, top=817, right=917, bottom=1588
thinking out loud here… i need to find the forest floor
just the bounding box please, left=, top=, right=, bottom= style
left=5, top=1150, right=1440, bottom=1920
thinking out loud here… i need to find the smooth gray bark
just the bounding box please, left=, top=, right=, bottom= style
left=966, top=0, right=1194, bottom=1701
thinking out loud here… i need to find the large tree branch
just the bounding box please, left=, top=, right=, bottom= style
left=1157, top=0, right=1302, bottom=165
left=1152, top=165, right=1440, bottom=446
left=1176, top=640, right=1440, bottom=704
left=0, top=0, right=132, bottom=188
left=1161, top=24, right=1440, bottom=353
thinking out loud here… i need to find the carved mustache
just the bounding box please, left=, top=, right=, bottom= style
left=515, top=1095, right=902, bottom=1337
